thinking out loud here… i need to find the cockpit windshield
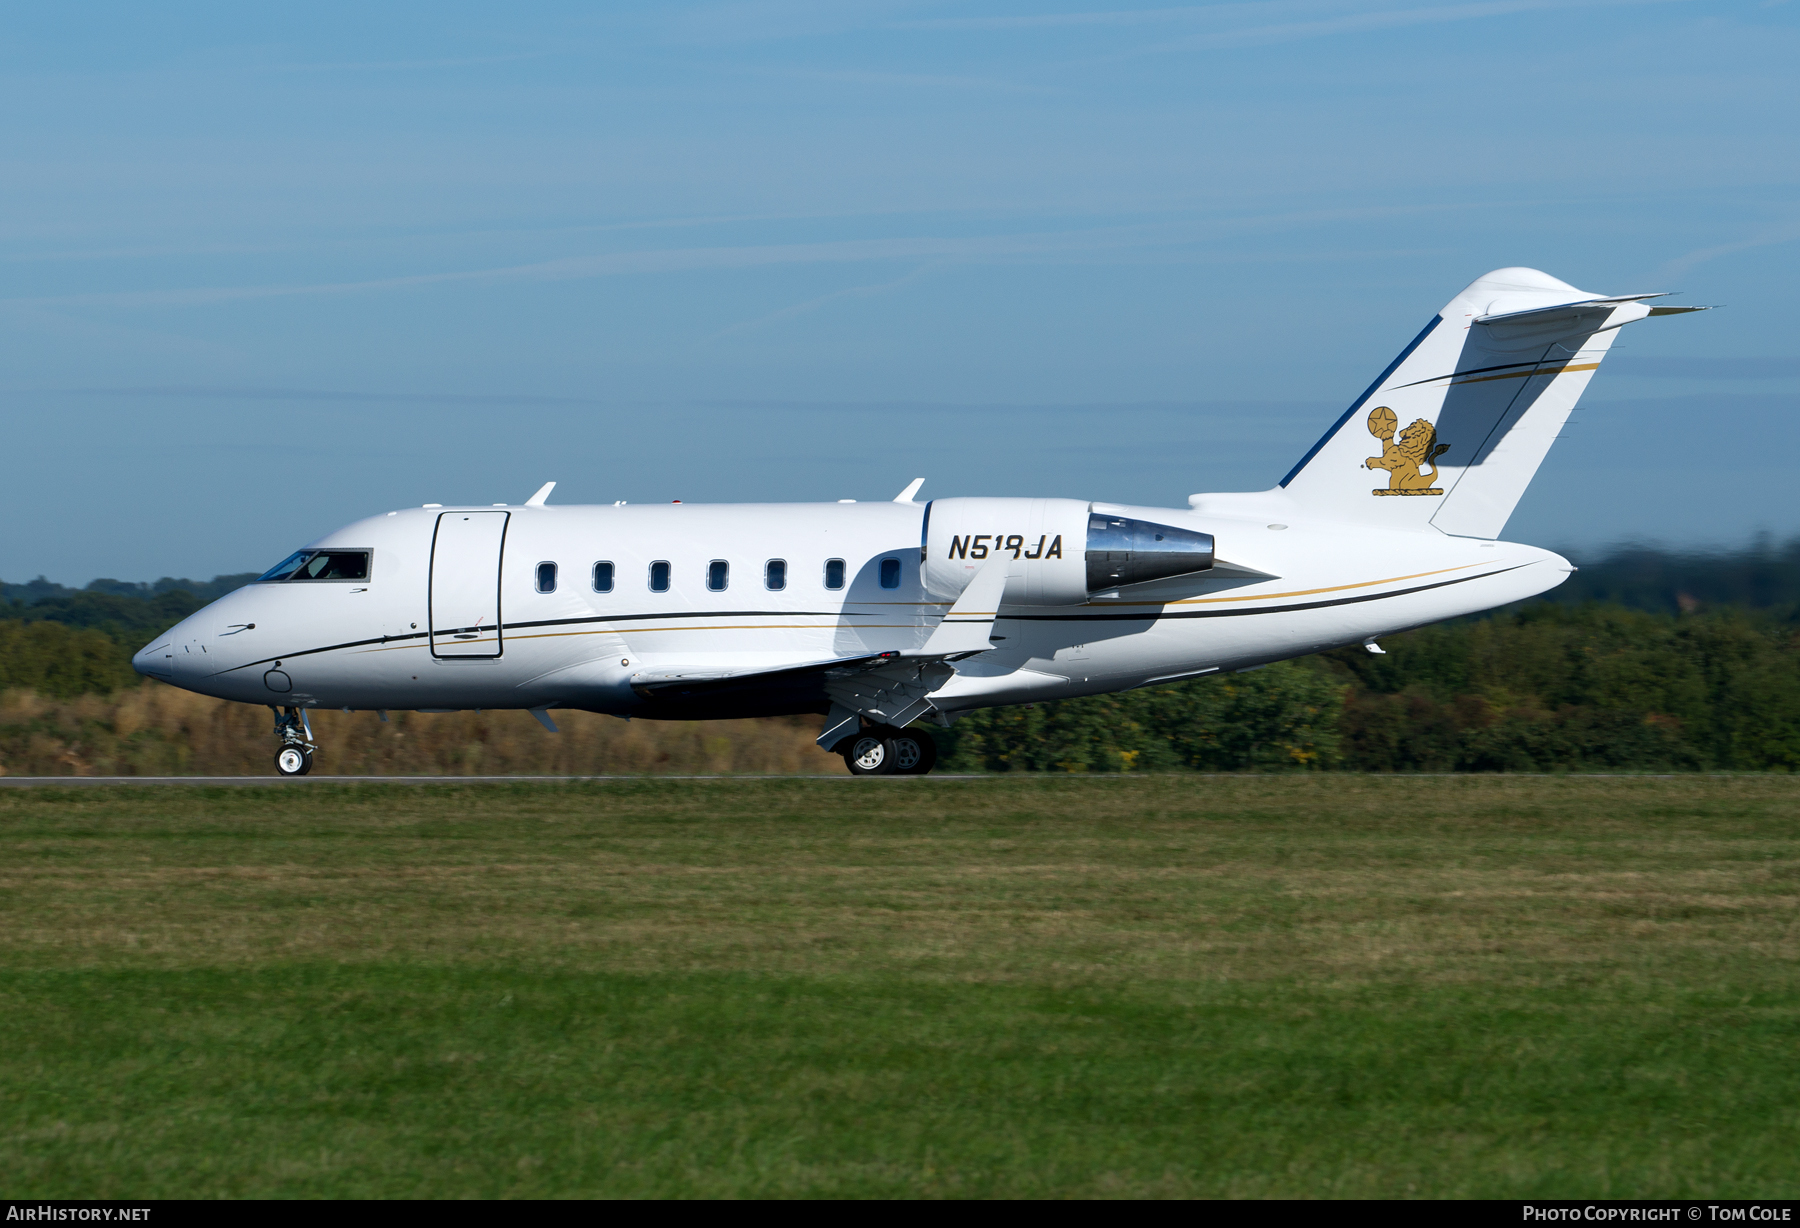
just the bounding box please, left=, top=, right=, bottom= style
left=257, top=550, right=371, bottom=582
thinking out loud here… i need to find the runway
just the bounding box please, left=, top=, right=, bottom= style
left=0, top=775, right=972, bottom=786
left=0, top=772, right=1679, bottom=785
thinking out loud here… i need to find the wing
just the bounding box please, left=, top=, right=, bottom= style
left=634, top=560, right=1011, bottom=731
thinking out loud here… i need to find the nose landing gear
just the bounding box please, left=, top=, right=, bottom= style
left=271, top=706, right=317, bottom=776
left=839, top=724, right=939, bottom=776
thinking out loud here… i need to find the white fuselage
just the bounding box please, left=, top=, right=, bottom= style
left=135, top=494, right=1570, bottom=720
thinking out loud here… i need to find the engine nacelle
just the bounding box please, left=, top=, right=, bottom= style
left=922, top=498, right=1214, bottom=605
left=922, top=497, right=1090, bottom=604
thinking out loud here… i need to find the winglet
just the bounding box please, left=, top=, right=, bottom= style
left=893, top=478, right=925, bottom=504
left=525, top=482, right=556, bottom=507
left=920, top=559, right=1007, bottom=655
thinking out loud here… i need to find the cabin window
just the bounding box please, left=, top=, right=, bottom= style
left=765, top=559, right=787, bottom=591
left=649, top=560, right=671, bottom=592
left=258, top=550, right=370, bottom=582
left=707, top=560, right=729, bottom=592
left=592, top=561, right=614, bottom=593
left=880, top=557, right=901, bottom=589
left=824, top=558, right=845, bottom=590
left=535, top=562, right=558, bottom=593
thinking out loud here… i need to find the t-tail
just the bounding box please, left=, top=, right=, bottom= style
left=1278, top=267, right=1707, bottom=538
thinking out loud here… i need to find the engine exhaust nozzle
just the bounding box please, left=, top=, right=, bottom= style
left=1085, top=514, right=1214, bottom=590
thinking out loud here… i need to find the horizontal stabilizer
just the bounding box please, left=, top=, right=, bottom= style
left=1473, top=293, right=1667, bottom=327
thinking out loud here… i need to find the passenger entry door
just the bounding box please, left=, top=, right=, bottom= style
left=430, top=511, right=509, bottom=658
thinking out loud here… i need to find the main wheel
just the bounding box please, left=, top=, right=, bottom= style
left=275, top=746, right=312, bottom=776
left=888, top=730, right=938, bottom=775
left=843, top=733, right=896, bottom=776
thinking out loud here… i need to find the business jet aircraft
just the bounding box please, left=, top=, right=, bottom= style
left=134, top=267, right=1704, bottom=776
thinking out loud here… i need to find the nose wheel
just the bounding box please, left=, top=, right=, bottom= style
left=271, top=705, right=317, bottom=776
left=840, top=725, right=938, bottom=776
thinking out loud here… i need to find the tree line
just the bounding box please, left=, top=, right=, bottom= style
left=5, top=543, right=1800, bottom=772
left=937, top=603, right=1800, bottom=772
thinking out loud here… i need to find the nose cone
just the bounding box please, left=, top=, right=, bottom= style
left=133, top=640, right=175, bottom=679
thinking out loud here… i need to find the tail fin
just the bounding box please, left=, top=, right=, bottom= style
left=1279, top=267, right=1706, bottom=538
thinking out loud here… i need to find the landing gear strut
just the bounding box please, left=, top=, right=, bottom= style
left=840, top=724, right=938, bottom=776
left=271, top=705, right=316, bottom=776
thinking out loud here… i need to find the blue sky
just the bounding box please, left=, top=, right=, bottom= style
left=2, top=1, right=1795, bottom=582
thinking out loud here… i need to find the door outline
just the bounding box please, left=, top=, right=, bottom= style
left=429, top=511, right=510, bottom=659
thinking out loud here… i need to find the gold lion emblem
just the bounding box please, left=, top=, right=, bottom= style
left=1364, top=406, right=1450, bottom=496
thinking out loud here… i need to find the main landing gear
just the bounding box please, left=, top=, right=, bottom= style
left=271, top=705, right=317, bottom=776
left=839, top=725, right=939, bottom=776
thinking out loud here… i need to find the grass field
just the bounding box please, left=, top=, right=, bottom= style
left=1, top=776, right=1797, bottom=1198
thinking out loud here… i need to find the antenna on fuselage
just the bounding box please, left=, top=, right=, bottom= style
left=524, top=481, right=556, bottom=507
left=893, top=478, right=925, bottom=504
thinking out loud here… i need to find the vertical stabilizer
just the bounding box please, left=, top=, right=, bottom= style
left=1278, top=268, right=1703, bottom=538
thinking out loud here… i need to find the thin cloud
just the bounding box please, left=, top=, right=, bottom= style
left=0, top=201, right=1493, bottom=311
left=905, top=0, right=1698, bottom=50
left=897, top=3, right=1317, bottom=31
left=33, top=387, right=1339, bottom=417
left=1650, top=219, right=1800, bottom=283
left=0, top=240, right=289, bottom=265
left=257, top=52, right=548, bottom=74
left=1153, top=0, right=1697, bottom=52
left=754, top=65, right=1044, bottom=92
left=1608, top=357, right=1800, bottom=380
left=709, top=262, right=944, bottom=339
left=658, top=0, right=920, bottom=46
left=41, top=386, right=604, bottom=407
left=0, top=206, right=945, bottom=270
left=2, top=233, right=1100, bottom=309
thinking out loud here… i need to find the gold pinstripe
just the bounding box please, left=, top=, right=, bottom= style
left=1406, top=361, right=1600, bottom=390
left=350, top=622, right=932, bottom=654
left=1131, top=562, right=1484, bottom=607
left=339, top=563, right=1502, bottom=658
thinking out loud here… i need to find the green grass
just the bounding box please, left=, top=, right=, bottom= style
left=1, top=776, right=1797, bottom=1197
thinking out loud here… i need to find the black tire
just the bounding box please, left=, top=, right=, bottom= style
left=275, top=746, right=311, bottom=777
left=842, top=733, right=896, bottom=776
left=889, top=730, right=938, bottom=775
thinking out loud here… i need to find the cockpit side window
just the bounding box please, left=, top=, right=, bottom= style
left=258, top=550, right=372, bottom=582
left=258, top=551, right=313, bottom=582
